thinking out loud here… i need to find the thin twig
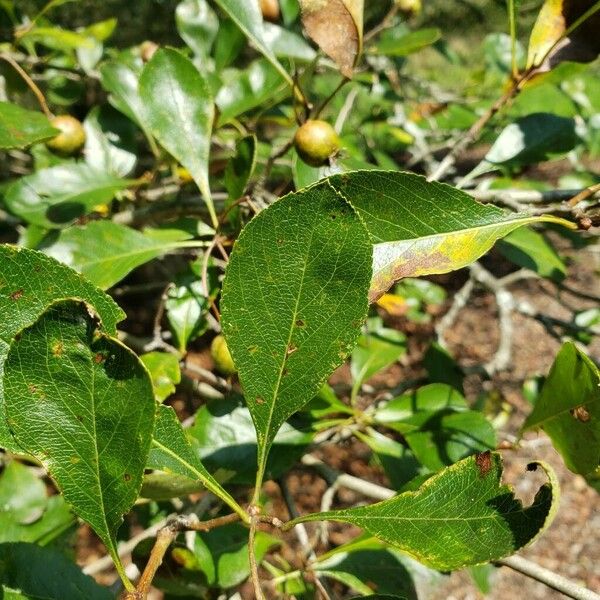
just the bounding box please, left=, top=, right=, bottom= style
left=0, top=53, right=53, bottom=118
left=248, top=508, right=267, bottom=600
left=496, top=556, right=600, bottom=600
left=364, top=5, right=400, bottom=43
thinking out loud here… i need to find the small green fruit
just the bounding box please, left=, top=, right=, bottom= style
left=294, top=120, right=341, bottom=167
left=211, top=335, right=236, bottom=376
left=46, top=115, right=86, bottom=155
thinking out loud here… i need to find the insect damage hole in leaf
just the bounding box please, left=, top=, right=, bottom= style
left=285, top=452, right=559, bottom=571
left=3, top=299, right=156, bottom=590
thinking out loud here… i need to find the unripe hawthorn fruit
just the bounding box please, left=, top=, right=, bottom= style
left=294, top=119, right=341, bottom=167
left=46, top=115, right=86, bottom=155
left=260, top=0, right=280, bottom=22
left=210, top=335, right=236, bottom=376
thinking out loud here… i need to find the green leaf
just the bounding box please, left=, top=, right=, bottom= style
left=166, top=261, right=216, bottom=353
left=498, top=226, right=566, bottom=281
left=351, top=322, right=406, bottom=390
left=221, top=182, right=372, bottom=492
left=0, top=245, right=123, bottom=450
left=4, top=163, right=132, bottom=229
left=99, top=54, right=152, bottom=137
left=190, top=396, right=314, bottom=485
left=314, top=546, right=418, bottom=598
left=0, top=102, right=58, bottom=149
left=216, top=59, right=289, bottom=124
left=148, top=405, right=246, bottom=520
left=464, top=113, right=580, bottom=181
left=139, top=48, right=217, bottom=227
left=0, top=461, right=75, bottom=545
left=43, top=220, right=202, bottom=289
left=194, top=522, right=279, bottom=588
left=321, top=171, right=573, bottom=301
left=140, top=352, right=181, bottom=402
left=0, top=542, right=112, bottom=599
left=20, top=26, right=94, bottom=50
left=287, top=453, right=559, bottom=571
left=83, top=105, right=138, bottom=177
left=263, top=22, right=317, bottom=61
left=213, top=0, right=293, bottom=86
left=523, top=342, right=600, bottom=476
left=225, top=134, right=258, bottom=201
left=370, top=28, right=441, bottom=57
left=176, top=0, right=219, bottom=58
left=3, top=301, right=156, bottom=578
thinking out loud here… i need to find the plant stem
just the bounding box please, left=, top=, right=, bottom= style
left=0, top=53, right=53, bottom=119
left=123, top=513, right=241, bottom=599
left=248, top=512, right=266, bottom=600
left=496, top=556, right=600, bottom=600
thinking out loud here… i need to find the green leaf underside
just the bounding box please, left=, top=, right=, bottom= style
left=0, top=245, right=123, bottom=450
left=0, top=102, right=58, bottom=149
left=139, top=48, right=216, bottom=225
left=148, top=405, right=244, bottom=519
left=0, top=542, right=112, bottom=599
left=43, top=220, right=195, bottom=289
left=289, top=453, right=559, bottom=571
left=322, top=170, right=573, bottom=301
left=5, top=164, right=131, bottom=229
left=523, top=342, right=600, bottom=475
left=3, top=301, right=156, bottom=568
left=221, top=182, right=372, bottom=484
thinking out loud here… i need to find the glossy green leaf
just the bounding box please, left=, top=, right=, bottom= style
left=176, top=0, right=219, bottom=58
left=465, top=113, right=580, bottom=181
left=166, top=261, right=216, bottom=353
left=190, top=396, right=314, bottom=485
left=288, top=453, right=559, bottom=571
left=43, top=220, right=202, bottom=289
left=351, top=322, right=406, bottom=390
left=148, top=405, right=245, bottom=519
left=321, top=171, right=573, bottom=301
left=225, top=134, right=258, bottom=201
left=523, top=342, right=600, bottom=476
left=19, top=26, right=94, bottom=50
left=194, top=522, right=279, bottom=588
left=263, top=22, right=317, bottom=61
left=0, top=461, right=74, bottom=545
left=140, top=352, right=181, bottom=402
left=315, top=546, right=418, bottom=599
left=498, top=226, right=566, bottom=281
left=139, top=48, right=217, bottom=226
left=83, top=105, right=138, bottom=177
left=0, top=102, right=58, bottom=149
left=99, top=55, right=152, bottom=136
left=370, top=28, right=441, bottom=57
left=216, top=59, right=289, bottom=124
left=4, top=164, right=131, bottom=229
left=0, top=542, right=112, bottom=600
left=213, top=0, right=292, bottom=85
left=0, top=245, right=124, bottom=450
left=221, top=183, right=372, bottom=489
left=3, top=301, right=156, bottom=576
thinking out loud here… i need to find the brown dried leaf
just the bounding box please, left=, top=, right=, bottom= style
left=300, top=0, right=364, bottom=78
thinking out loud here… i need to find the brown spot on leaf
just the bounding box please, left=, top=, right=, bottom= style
left=28, top=384, right=37, bottom=394
left=295, top=319, right=305, bottom=328
left=255, top=396, right=265, bottom=405
left=286, top=344, right=298, bottom=357
left=475, top=450, right=492, bottom=478
left=10, top=288, right=24, bottom=301
left=93, top=353, right=105, bottom=364
left=123, top=473, right=132, bottom=481
left=570, top=405, right=591, bottom=423
left=52, top=342, right=64, bottom=357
